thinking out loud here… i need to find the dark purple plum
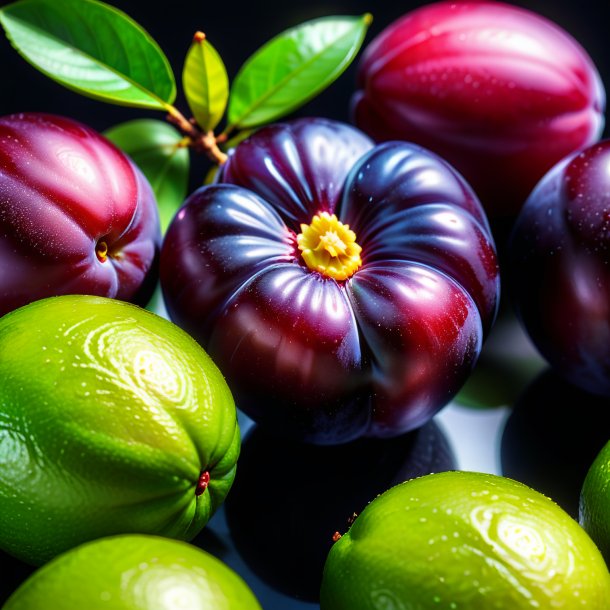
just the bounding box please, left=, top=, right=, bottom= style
left=0, top=113, right=160, bottom=316
left=161, top=118, right=500, bottom=443
left=509, top=140, right=610, bottom=397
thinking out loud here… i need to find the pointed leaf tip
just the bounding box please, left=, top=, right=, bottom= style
left=227, top=14, right=373, bottom=129
left=183, top=35, right=229, bottom=132
left=0, top=0, right=175, bottom=109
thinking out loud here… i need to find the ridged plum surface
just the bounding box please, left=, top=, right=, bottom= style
left=353, top=1, right=605, bottom=218
left=0, top=113, right=160, bottom=316
left=161, top=118, right=500, bottom=443
left=509, top=140, right=610, bottom=397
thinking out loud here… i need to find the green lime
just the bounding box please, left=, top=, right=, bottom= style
left=0, top=295, right=240, bottom=565
left=2, top=534, right=261, bottom=609
left=580, top=440, right=610, bottom=563
left=321, top=471, right=610, bottom=609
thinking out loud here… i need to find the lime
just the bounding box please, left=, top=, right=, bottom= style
left=321, top=471, right=610, bottom=608
left=0, top=295, right=240, bottom=565
left=580, top=440, right=610, bottom=563
left=2, top=534, right=261, bottom=609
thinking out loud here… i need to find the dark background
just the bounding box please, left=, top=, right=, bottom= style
left=1, top=0, right=609, bottom=192
left=1, top=2, right=609, bottom=607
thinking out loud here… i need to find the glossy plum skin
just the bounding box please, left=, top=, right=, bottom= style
left=353, top=1, right=605, bottom=219
left=161, top=118, right=500, bottom=444
left=509, top=141, right=610, bottom=397
left=0, top=113, right=160, bottom=317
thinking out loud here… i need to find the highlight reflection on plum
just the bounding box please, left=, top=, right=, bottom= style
left=509, top=140, right=610, bottom=398
left=352, top=1, right=605, bottom=220
left=0, top=113, right=160, bottom=316
left=161, top=117, right=500, bottom=443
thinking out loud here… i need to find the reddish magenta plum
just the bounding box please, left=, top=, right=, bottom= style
left=0, top=113, right=160, bottom=316
left=509, top=141, right=610, bottom=397
left=161, top=118, right=500, bottom=444
left=353, top=1, right=605, bottom=219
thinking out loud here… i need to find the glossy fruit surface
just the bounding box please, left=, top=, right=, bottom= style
left=580, top=440, right=610, bottom=564
left=508, top=140, right=610, bottom=397
left=2, top=535, right=262, bottom=609
left=0, top=112, right=160, bottom=317
left=353, top=1, right=605, bottom=219
left=320, top=471, right=610, bottom=609
left=161, top=117, right=499, bottom=443
left=0, top=295, right=240, bottom=565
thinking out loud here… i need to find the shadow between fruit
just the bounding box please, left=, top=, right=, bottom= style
left=455, top=297, right=546, bottom=410
left=501, top=368, right=610, bottom=518
left=222, top=420, right=457, bottom=602
left=0, top=550, right=35, bottom=605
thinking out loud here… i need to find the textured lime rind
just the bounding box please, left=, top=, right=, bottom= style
left=0, top=295, right=239, bottom=565
left=3, top=534, right=262, bottom=609
left=321, top=471, right=610, bottom=609
left=580, top=440, right=610, bottom=564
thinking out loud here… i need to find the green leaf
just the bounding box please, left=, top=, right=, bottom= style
left=220, top=128, right=255, bottom=153
left=454, top=353, right=546, bottom=410
left=203, top=165, right=219, bottom=186
left=227, top=14, right=372, bottom=129
left=104, top=119, right=189, bottom=232
left=0, top=0, right=175, bottom=109
left=183, top=32, right=229, bottom=132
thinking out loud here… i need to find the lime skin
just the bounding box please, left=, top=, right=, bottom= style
left=0, top=295, right=240, bottom=565
left=2, top=534, right=262, bottom=609
left=321, top=471, right=610, bottom=609
left=580, top=440, right=610, bottom=564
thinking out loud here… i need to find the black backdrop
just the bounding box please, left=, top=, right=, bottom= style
left=1, top=0, right=609, bottom=193
left=0, top=2, right=609, bottom=606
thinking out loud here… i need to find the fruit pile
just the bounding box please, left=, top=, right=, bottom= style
left=1, top=0, right=610, bottom=608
